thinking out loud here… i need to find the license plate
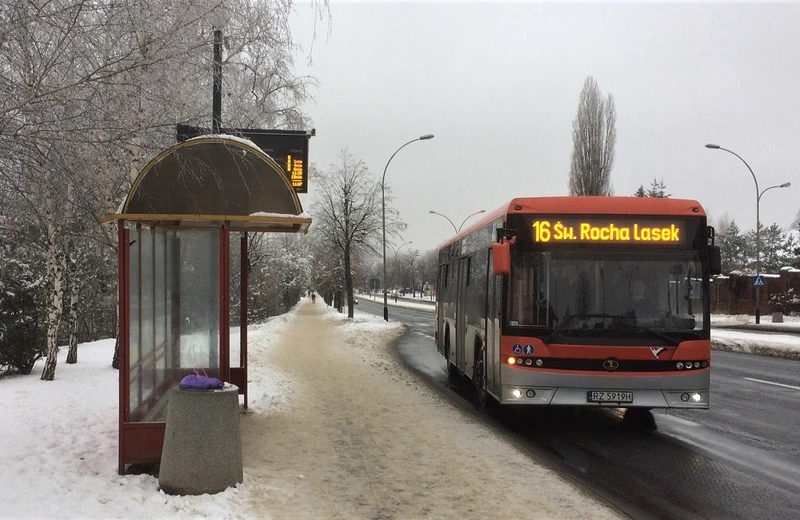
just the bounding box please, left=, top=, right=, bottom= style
left=587, top=391, right=633, bottom=403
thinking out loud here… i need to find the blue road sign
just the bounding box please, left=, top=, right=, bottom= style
left=753, top=275, right=765, bottom=287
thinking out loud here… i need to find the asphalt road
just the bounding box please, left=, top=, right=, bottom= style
left=357, top=297, right=800, bottom=520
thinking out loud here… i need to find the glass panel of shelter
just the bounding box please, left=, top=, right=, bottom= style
left=229, top=232, right=244, bottom=369
left=129, top=227, right=221, bottom=423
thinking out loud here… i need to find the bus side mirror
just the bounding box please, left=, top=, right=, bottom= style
left=710, top=245, right=721, bottom=275
left=493, top=242, right=511, bottom=275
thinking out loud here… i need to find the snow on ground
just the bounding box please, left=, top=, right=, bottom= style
left=0, top=299, right=797, bottom=519
left=710, top=313, right=800, bottom=358
left=0, top=313, right=294, bottom=520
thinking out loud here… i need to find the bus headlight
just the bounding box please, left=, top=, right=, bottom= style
left=680, top=393, right=703, bottom=403
left=512, top=389, right=522, bottom=398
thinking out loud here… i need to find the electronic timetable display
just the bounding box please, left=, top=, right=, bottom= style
left=177, top=124, right=311, bottom=193
left=530, top=217, right=686, bottom=245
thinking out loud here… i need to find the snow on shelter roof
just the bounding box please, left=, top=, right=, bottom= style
left=101, top=135, right=311, bottom=233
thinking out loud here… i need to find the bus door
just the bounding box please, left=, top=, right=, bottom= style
left=486, top=252, right=500, bottom=395
left=455, top=256, right=470, bottom=371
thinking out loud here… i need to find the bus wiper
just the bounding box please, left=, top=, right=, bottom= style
left=544, top=315, right=580, bottom=343
left=544, top=314, right=623, bottom=344
left=616, top=322, right=680, bottom=346
left=545, top=314, right=680, bottom=346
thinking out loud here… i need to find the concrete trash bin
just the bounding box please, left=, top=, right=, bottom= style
left=158, top=383, right=243, bottom=495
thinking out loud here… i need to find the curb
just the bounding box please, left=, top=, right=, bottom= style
left=713, top=324, right=800, bottom=336
left=712, top=340, right=800, bottom=360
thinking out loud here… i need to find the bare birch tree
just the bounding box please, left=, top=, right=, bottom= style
left=1, top=0, right=324, bottom=378
left=312, top=150, right=405, bottom=318
left=568, top=76, right=616, bottom=196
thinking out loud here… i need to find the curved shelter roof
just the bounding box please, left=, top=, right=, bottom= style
left=101, top=135, right=311, bottom=232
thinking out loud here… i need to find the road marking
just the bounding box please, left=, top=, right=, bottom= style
left=744, top=377, right=800, bottom=391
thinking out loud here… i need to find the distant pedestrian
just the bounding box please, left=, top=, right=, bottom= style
left=311, top=293, right=316, bottom=304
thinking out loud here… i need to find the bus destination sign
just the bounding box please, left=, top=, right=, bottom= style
left=531, top=218, right=685, bottom=245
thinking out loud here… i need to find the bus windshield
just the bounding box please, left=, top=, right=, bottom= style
left=507, top=251, right=707, bottom=344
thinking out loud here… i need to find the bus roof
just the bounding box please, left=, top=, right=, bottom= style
left=436, top=196, right=707, bottom=249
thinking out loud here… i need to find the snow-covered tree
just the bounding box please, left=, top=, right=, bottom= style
left=247, top=234, right=312, bottom=321
left=1, top=0, right=323, bottom=378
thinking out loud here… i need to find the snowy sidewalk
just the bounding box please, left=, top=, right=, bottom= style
left=235, top=298, right=621, bottom=519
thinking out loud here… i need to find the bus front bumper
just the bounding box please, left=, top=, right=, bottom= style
left=496, top=365, right=710, bottom=408
left=498, top=385, right=709, bottom=408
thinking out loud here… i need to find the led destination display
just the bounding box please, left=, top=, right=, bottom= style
left=531, top=218, right=685, bottom=245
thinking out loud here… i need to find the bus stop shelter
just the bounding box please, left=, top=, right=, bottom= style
left=101, top=135, right=311, bottom=474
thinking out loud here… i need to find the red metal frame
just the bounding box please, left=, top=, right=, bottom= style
left=241, top=233, right=248, bottom=409
left=229, top=233, right=249, bottom=408
left=219, top=224, right=230, bottom=383
left=118, top=223, right=128, bottom=474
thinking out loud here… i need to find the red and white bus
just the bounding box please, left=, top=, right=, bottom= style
left=435, top=197, right=721, bottom=410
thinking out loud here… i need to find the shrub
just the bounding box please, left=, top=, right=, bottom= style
left=0, top=277, right=46, bottom=375
left=768, top=288, right=800, bottom=316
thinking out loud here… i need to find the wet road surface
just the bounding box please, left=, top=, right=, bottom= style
left=358, top=298, right=800, bottom=519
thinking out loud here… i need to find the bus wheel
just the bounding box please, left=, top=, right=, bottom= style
left=474, top=342, right=489, bottom=410
left=623, top=408, right=656, bottom=430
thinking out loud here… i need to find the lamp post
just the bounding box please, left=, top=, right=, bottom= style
left=382, top=134, right=434, bottom=321
left=210, top=5, right=228, bottom=134
left=705, top=144, right=792, bottom=323
left=428, top=209, right=486, bottom=234
left=392, top=241, right=413, bottom=265
left=391, top=241, right=413, bottom=294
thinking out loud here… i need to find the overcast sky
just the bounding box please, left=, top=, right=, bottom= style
left=290, top=1, right=800, bottom=254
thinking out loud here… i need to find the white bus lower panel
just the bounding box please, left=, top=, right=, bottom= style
left=498, top=366, right=710, bottom=409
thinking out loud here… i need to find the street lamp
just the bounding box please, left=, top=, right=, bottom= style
left=382, top=134, right=434, bottom=321
left=391, top=241, right=413, bottom=263
left=390, top=241, right=413, bottom=293
left=705, top=144, right=792, bottom=323
left=429, top=209, right=486, bottom=234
